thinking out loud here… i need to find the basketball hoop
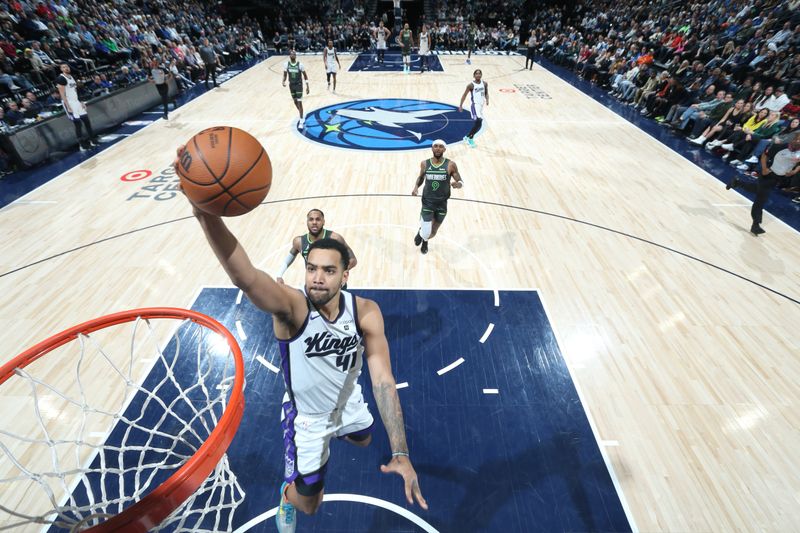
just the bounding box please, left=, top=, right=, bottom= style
left=0, top=308, right=246, bottom=532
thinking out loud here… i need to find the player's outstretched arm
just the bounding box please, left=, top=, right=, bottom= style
left=276, top=236, right=301, bottom=283
left=175, top=147, right=304, bottom=323
left=359, top=298, right=428, bottom=510
left=192, top=210, right=304, bottom=321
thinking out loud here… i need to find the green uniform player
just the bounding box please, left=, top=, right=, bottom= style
left=277, top=209, right=358, bottom=286
left=412, top=139, right=463, bottom=254
left=466, top=24, right=476, bottom=64
left=282, top=50, right=310, bottom=128
left=399, top=23, right=413, bottom=73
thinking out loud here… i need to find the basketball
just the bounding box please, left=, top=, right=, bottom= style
left=176, top=126, right=272, bottom=217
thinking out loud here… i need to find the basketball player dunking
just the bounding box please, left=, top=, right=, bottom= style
left=399, top=23, right=413, bottom=74
left=412, top=139, right=463, bottom=254
left=323, top=40, right=341, bottom=93
left=374, top=22, right=390, bottom=63
left=276, top=208, right=357, bottom=285
left=458, top=69, right=488, bottom=148
left=418, top=24, right=431, bottom=74
left=176, top=190, right=427, bottom=532
left=282, top=50, right=310, bottom=129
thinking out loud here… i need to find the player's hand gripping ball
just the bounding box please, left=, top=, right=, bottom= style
left=176, top=126, right=272, bottom=216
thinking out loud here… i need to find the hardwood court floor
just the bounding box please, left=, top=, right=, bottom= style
left=1, top=53, right=799, bottom=531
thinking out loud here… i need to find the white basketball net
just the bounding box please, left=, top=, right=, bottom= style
left=0, top=316, right=245, bottom=532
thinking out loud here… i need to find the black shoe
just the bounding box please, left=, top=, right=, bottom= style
left=420, top=240, right=428, bottom=254
left=726, top=177, right=739, bottom=190
left=163, top=113, right=169, bottom=120
left=750, top=224, right=765, bottom=235
left=89, top=139, right=99, bottom=147
left=414, top=231, right=422, bottom=246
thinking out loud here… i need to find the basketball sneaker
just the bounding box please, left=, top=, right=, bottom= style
left=467, top=137, right=476, bottom=148
left=466, top=59, right=471, bottom=65
left=420, top=240, right=428, bottom=254
left=276, top=482, right=296, bottom=532
left=414, top=231, right=422, bottom=246
left=298, top=117, right=305, bottom=129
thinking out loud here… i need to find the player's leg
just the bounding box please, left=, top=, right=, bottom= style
left=80, top=115, right=97, bottom=146
left=336, top=389, right=375, bottom=447
left=72, top=116, right=87, bottom=150
left=277, top=403, right=330, bottom=531
left=464, top=104, right=483, bottom=146
left=332, top=72, right=337, bottom=92
left=326, top=71, right=331, bottom=89
left=429, top=206, right=446, bottom=239
left=417, top=204, right=434, bottom=249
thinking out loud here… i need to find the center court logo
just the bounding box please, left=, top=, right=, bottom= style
left=298, top=98, right=474, bottom=151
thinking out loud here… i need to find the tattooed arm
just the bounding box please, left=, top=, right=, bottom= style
left=358, top=297, right=428, bottom=510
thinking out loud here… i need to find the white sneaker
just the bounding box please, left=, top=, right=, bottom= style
left=275, top=482, right=296, bottom=532
left=706, top=140, right=722, bottom=148
left=298, top=118, right=305, bottom=129
left=689, top=136, right=706, bottom=145
left=721, top=143, right=734, bottom=151
left=745, top=156, right=758, bottom=164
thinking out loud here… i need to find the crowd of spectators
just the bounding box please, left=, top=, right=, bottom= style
left=263, top=0, right=527, bottom=54
left=531, top=0, right=800, bottom=199
left=0, top=0, right=265, bottom=139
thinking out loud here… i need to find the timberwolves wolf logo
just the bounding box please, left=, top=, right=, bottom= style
left=299, top=99, right=474, bottom=151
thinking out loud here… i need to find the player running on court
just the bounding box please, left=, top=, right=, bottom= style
left=458, top=69, right=488, bottom=148
left=412, top=139, right=463, bottom=254
left=282, top=50, right=310, bottom=128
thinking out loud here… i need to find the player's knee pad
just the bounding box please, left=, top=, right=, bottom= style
left=420, top=220, right=433, bottom=240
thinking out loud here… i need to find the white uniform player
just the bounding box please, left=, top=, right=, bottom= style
left=458, top=69, right=489, bottom=148
left=375, top=23, right=390, bottom=63
left=323, top=40, right=341, bottom=92
left=419, top=25, right=433, bottom=73
left=182, top=216, right=427, bottom=530
left=324, top=45, right=338, bottom=74
left=279, top=289, right=374, bottom=486
left=470, top=79, right=486, bottom=119
left=55, top=63, right=96, bottom=150
left=59, top=72, right=86, bottom=119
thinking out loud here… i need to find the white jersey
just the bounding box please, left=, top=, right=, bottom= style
left=278, top=290, right=364, bottom=415
left=324, top=46, right=338, bottom=72
left=57, top=73, right=86, bottom=117
left=471, top=79, right=486, bottom=106
left=419, top=32, right=430, bottom=55
left=376, top=27, right=387, bottom=49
